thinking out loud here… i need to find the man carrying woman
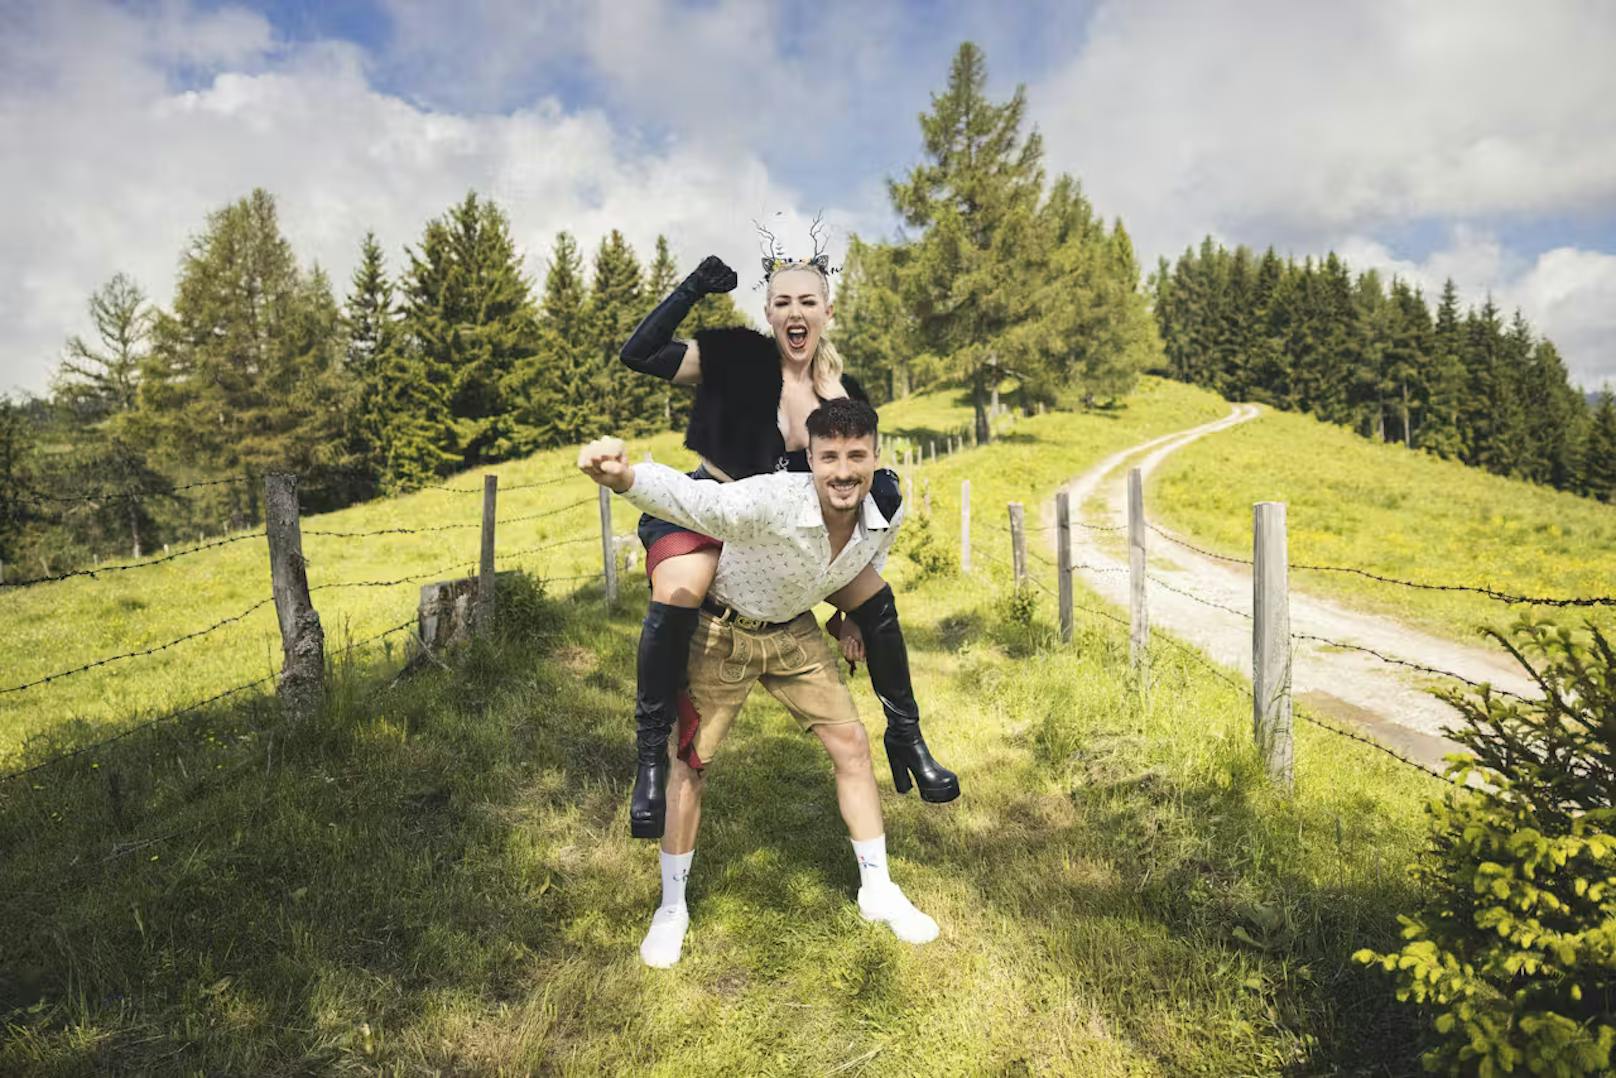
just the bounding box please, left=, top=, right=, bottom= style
left=615, top=247, right=957, bottom=845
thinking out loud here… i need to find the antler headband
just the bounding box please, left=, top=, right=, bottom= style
left=754, top=211, right=840, bottom=286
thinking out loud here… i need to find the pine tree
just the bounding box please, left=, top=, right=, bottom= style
left=1419, top=279, right=1468, bottom=459
left=399, top=191, right=542, bottom=468
left=1583, top=391, right=1616, bottom=503
left=0, top=398, right=37, bottom=574
left=342, top=232, right=395, bottom=483
left=48, top=273, right=168, bottom=554
left=507, top=231, right=591, bottom=450
left=139, top=188, right=352, bottom=528
left=584, top=230, right=657, bottom=437
left=887, top=41, right=1046, bottom=443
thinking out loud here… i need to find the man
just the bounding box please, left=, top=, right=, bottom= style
left=577, top=398, right=941, bottom=968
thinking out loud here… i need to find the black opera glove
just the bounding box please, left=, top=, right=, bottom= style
left=619, top=255, right=739, bottom=380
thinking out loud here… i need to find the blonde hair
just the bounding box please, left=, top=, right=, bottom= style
left=767, top=263, right=845, bottom=400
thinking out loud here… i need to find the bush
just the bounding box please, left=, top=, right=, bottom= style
left=894, top=508, right=958, bottom=582
left=1356, top=619, right=1616, bottom=1075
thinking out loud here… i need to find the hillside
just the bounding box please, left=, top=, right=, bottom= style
left=1, top=378, right=1486, bottom=1073
left=1143, top=401, right=1616, bottom=645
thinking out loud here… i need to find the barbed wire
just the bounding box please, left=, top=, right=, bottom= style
left=1293, top=709, right=1448, bottom=780
left=425, top=474, right=577, bottom=494
left=1291, top=631, right=1528, bottom=701
left=0, top=597, right=275, bottom=696
left=302, top=497, right=594, bottom=539
left=1146, top=573, right=1253, bottom=620
left=0, top=670, right=277, bottom=785
left=1147, top=524, right=1614, bottom=608
left=1289, top=561, right=1616, bottom=608
left=0, top=616, right=419, bottom=789
left=17, top=474, right=251, bottom=505
left=0, top=532, right=266, bottom=589
left=1146, top=524, right=1255, bottom=565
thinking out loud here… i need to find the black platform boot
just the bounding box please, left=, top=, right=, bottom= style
left=847, top=585, right=960, bottom=803
left=630, top=602, right=701, bottom=838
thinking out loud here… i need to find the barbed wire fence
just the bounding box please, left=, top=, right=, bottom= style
left=890, top=424, right=1609, bottom=789
left=6, top=409, right=1608, bottom=806
left=0, top=465, right=635, bottom=793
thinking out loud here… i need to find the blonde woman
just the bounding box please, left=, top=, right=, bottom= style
left=617, top=252, right=958, bottom=842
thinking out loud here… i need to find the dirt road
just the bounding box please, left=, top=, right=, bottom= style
left=1054, top=404, right=1535, bottom=771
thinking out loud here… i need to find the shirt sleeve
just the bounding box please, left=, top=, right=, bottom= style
left=619, top=463, right=777, bottom=543
left=870, top=497, right=905, bottom=573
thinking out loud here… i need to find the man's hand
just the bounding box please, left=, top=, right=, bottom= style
left=577, top=436, right=635, bottom=493
left=838, top=619, right=866, bottom=665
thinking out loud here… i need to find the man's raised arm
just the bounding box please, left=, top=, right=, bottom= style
left=576, top=436, right=775, bottom=543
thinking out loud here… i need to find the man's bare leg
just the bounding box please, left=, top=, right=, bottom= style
left=813, top=723, right=939, bottom=944
left=642, top=754, right=704, bottom=967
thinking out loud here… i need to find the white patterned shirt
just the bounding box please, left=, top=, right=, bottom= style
left=621, top=463, right=903, bottom=622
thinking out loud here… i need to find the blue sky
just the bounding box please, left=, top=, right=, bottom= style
left=3, top=0, right=1614, bottom=394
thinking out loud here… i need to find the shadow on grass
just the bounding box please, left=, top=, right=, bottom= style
left=1, top=578, right=1427, bottom=1075
left=0, top=577, right=650, bottom=1073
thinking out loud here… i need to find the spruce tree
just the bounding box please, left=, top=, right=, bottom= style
left=1419, top=279, right=1468, bottom=459
left=0, top=398, right=37, bottom=574
left=507, top=231, right=592, bottom=450
left=1583, top=391, right=1616, bottom=503
left=140, top=188, right=352, bottom=528
left=585, top=230, right=656, bottom=437
left=399, top=191, right=542, bottom=467
left=342, top=232, right=395, bottom=477
left=887, top=41, right=1046, bottom=443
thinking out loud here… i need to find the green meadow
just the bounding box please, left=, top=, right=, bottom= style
left=3, top=379, right=1464, bottom=1073
left=1145, top=403, right=1616, bottom=644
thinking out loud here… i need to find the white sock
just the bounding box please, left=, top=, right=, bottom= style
left=660, top=849, right=694, bottom=910
left=642, top=850, right=695, bottom=969
left=851, top=835, right=891, bottom=890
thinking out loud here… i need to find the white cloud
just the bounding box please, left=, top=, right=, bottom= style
left=0, top=1, right=859, bottom=397
left=1028, top=0, right=1616, bottom=385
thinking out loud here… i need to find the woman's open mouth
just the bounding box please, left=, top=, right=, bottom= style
left=786, top=326, right=808, bottom=350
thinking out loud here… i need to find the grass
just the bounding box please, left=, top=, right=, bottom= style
left=1145, top=403, right=1616, bottom=645
left=0, top=429, right=695, bottom=766
left=1, top=380, right=1449, bottom=1073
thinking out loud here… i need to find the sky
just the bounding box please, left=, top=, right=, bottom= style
left=2, top=0, right=1614, bottom=396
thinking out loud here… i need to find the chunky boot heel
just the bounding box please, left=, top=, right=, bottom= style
left=630, top=758, right=668, bottom=838
left=849, top=586, right=961, bottom=803
left=888, top=755, right=913, bottom=795
left=885, top=731, right=960, bottom=803
left=630, top=603, right=699, bottom=840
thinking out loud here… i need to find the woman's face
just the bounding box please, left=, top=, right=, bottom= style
left=765, top=267, right=833, bottom=365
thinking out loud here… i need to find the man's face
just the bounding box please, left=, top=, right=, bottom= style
left=809, top=432, right=878, bottom=518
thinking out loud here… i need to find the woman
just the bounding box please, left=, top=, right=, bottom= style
left=617, top=252, right=958, bottom=839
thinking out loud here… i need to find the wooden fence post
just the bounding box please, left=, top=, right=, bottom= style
left=264, top=473, right=323, bottom=720
left=599, top=485, right=618, bottom=606
left=477, top=475, right=497, bottom=629
left=1128, top=468, right=1149, bottom=671
left=1056, top=490, right=1073, bottom=642
left=1009, top=502, right=1026, bottom=586
left=1253, top=501, right=1294, bottom=787
left=960, top=479, right=971, bottom=573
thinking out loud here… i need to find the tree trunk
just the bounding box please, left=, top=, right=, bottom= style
left=973, top=373, right=990, bottom=445
left=128, top=500, right=142, bottom=559
left=1401, top=379, right=1414, bottom=448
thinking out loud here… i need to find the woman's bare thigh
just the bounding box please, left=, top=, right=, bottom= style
left=650, top=547, right=719, bottom=608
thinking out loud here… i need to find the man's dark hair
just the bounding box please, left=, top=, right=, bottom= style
left=806, top=397, right=879, bottom=445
